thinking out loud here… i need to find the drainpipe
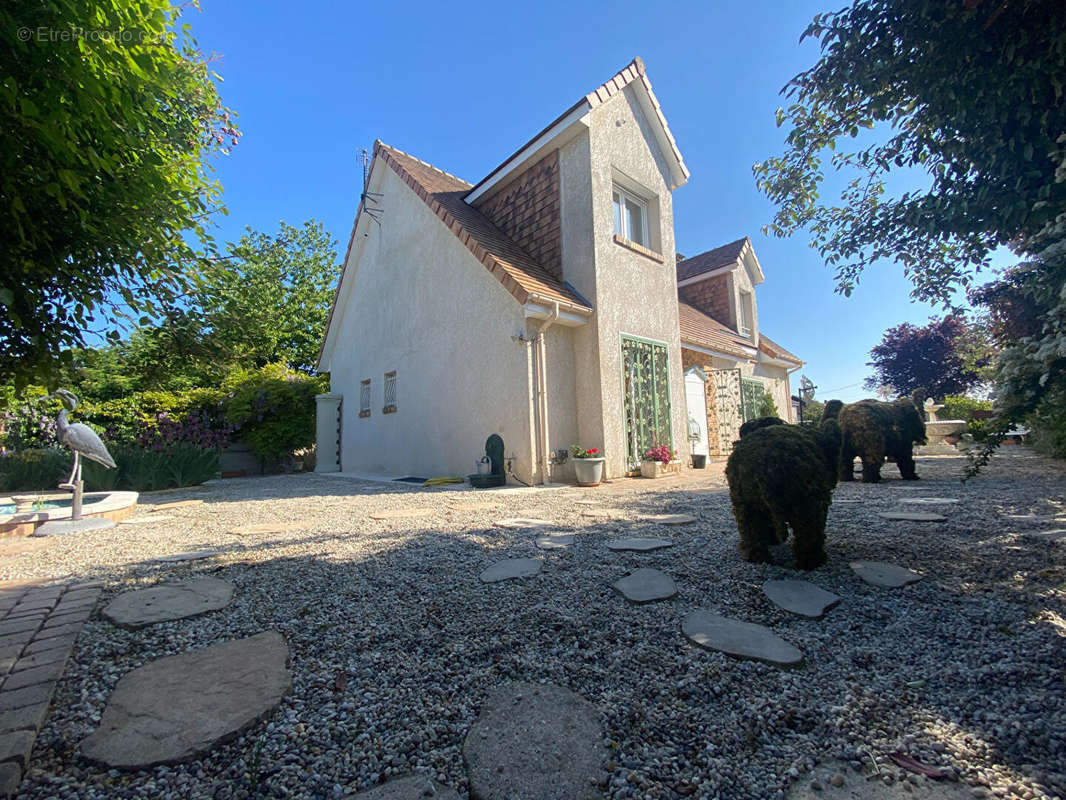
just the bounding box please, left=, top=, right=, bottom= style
left=534, top=302, right=560, bottom=485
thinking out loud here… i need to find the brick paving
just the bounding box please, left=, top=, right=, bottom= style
left=0, top=579, right=102, bottom=798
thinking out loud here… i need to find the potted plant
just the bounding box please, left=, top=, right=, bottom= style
left=570, top=444, right=605, bottom=487
left=641, top=445, right=680, bottom=478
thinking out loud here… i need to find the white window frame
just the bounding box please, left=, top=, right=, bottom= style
left=612, top=184, right=650, bottom=248
left=738, top=291, right=754, bottom=339
left=359, top=379, right=371, bottom=418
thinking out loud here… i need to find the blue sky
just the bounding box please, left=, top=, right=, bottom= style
left=186, top=0, right=1008, bottom=404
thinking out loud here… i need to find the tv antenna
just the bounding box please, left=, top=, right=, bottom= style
left=359, top=148, right=383, bottom=228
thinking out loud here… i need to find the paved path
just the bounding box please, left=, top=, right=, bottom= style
left=0, top=578, right=102, bottom=798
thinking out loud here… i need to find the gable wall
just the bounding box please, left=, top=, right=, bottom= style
left=473, top=151, right=562, bottom=281
left=328, top=164, right=536, bottom=481
left=679, top=274, right=732, bottom=327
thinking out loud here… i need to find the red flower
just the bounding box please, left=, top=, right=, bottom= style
left=588, top=448, right=598, bottom=454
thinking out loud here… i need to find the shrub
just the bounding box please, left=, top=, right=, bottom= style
left=81, top=388, right=229, bottom=447
left=223, top=364, right=327, bottom=466
left=941, top=395, right=993, bottom=422
left=0, top=449, right=69, bottom=492
left=645, top=445, right=675, bottom=464
left=0, top=445, right=218, bottom=493
left=801, top=400, right=825, bottom=424
left=1, top=392, right=60, bottom=450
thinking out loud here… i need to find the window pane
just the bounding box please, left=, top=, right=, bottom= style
left=625, top=198, right=645, bottom=246
left=613, top=192, right=623, bottom=237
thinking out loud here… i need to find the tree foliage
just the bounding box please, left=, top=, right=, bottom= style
left=754, top=0, right=1066, bottom=304
left=864, top=314, right=993, bottom=399
left=0, top=0, right=239, bottom=387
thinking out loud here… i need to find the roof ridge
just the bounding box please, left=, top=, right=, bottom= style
left=375, top=140, right=472, bottom=188
left=677, top=236, right=750, bottom=266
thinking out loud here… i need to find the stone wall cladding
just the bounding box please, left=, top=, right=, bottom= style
left=681, top=349, right=721, bottom=456
left=473, top=151, right=563, bottom=281
left=0, top=579, right=103, bottom=798
left=680, top=275, right=731, bottom=328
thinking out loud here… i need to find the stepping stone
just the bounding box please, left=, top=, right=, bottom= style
left=102, top=578, right=234, bottom=629
left=535, top=533, right=574, bottom=550
left=1024, top=528, right=1066, bottom=542
left=463, top=681, right=604, bottom=800
left=32, top=518, right=116, bottom=536
left=369, top=509, right=433, bottom=520
left=850, top=561, right=923, bottom=588
left=877, top=511, right=947, bottom=522
left=479, top=558, right=543, bottom=583
left=899, top=497, right=960, bottom=505
left=228, top=521, right=310, bottom=536
left=682, top=609, right=803, bottom=667
left=447, top=501, right=498, bottom=511
left=151, top=500, right=203, bottom=511
left=762, top=580, right=840, bottom=618
left=119, top=515, right=176, bottom=526
left=81, top=631, right=290, bottom=768
left=349, top=776, right=460, bottom=800
left=605, top=537, right=674, bottom=552
left=641, top=513, right=697, bottom=525
left=612, top=568, right=677, bottom=604
left=494, top=518, right=552, bottom=529
left=155, top=550, right=220, bottom=563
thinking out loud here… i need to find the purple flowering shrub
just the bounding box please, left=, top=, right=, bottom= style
left=1, top=394, right=60, bottom=450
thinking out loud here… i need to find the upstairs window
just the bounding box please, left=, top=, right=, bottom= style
left=383, top=371, right=397, bottom=413
left=612, top=185, right=649, bottom=248
left=359, top=379, right=371, bottom=418
left=738, top=291, right=754, bottom=339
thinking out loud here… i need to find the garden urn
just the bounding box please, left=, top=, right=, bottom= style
left=573, top=457, right=605, bottom=487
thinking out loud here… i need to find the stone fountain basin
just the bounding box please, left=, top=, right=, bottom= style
left=925, top=419, right=967, bottom=444
left=0, top=491, right=139, bottom=536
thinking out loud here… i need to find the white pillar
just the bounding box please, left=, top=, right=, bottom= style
left=315, top=394, right=342, bottom=473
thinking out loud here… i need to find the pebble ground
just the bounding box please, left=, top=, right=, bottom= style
left=2, top=447, right=1064, bottom=800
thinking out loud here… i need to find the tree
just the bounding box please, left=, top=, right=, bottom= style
left=0, top=0, right=239, bottom=387
left=753, top=0, right=1066, bottom=304
left=864, top=314, right=993, bottom=399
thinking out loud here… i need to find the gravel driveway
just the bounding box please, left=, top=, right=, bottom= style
left=4, top=448, right=1065, bottom=800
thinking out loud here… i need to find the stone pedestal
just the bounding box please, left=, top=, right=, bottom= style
left=314, top=393, right=342, bottom=473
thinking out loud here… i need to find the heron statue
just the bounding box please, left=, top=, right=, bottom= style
left=51, top=389, right=116, bottom=520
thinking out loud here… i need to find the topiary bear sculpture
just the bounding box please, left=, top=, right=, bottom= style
left=830, top=391, right=927, bottom=483
left=726, top=416, right=842, bottom=570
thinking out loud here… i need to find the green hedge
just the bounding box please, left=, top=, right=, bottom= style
left=0, top=445, right=218, bottom=493
left=941, top=395, right=993, bottom=422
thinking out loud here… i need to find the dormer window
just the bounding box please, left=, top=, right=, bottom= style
left=738, top=290, right=754, bottom=338
left=612, top=185, right=649, bottom=248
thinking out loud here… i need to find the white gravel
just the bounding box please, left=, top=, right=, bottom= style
left=5, top=448, right=1065, bottom=800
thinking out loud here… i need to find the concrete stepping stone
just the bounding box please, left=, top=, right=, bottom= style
left=494, top=518, right=552, bottom=529
left=463, top=681, right=604, bottom=800
left=151, top=500, right=203, bottom=511
left=877, top=511, right=947, bottom=522
left=899, top=497, right=960, bottom=505
left=850, top=561, right=922, bottom=588
left=682, top=609, right=803, bottom=667
left=762, top=580, right=840, bottom=618
left=641, top=513, right=697, bottom=525
left=612, top=568, right=677, bottom=604
left=81, top=631, right=290, bottom=768
left=349, top=776, right=460, bottom=800
left=119, top=515, right=176, bottom=526
left=605, top=537, right=674, bottom=552
left=447, top=501, right=498, bottom=511
left=32, top=518, right=116, bottom=536
left=102, top=578, right=234, bottom=630
left=479, top=558, right=543, bottom=583
left=154, top=549, right=220, bottom=563
left=535, top=533, right=574, bottom=550
left=1023, top=528, right=1066, bottom=542
left=228, top=521, right=310, bottom=536
left=369, top=509, right=433, bottom=520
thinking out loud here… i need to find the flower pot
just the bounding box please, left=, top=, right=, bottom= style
left=640, top=460, right=680, bottom=478
left=691, top=454, right=707, bottom=469
left=573, top=457, right=605, bottom=487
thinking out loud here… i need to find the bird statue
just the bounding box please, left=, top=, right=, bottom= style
left=51, top=390, right=116, bottom=519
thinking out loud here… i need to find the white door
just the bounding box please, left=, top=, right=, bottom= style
left=684, top=370, right=709, bottom=456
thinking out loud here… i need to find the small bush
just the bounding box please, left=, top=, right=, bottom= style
left=1, top=392, right=61, bottom=450
left=801, top=400, right=825, bottom=424
left=940, top=395, right=993, bottom=422
left=0, top=449, right=69, bottom=492
left=0, top=445, right=218, bottom=493
left=756, top=390, right=779, bottom=419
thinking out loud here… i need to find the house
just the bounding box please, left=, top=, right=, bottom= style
left=315, top=57, right=803, bottom=483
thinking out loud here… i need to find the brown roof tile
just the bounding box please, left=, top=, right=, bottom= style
left=676, top=237, right=749, bottom=282
left=758, top=332, right=803, bottom=365
left=677, top=301, right=756, bottom=360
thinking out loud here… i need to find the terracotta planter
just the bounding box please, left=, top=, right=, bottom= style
left=573, top=457, right=605, bottom=486
left=640, top=460, right=680, bottom=478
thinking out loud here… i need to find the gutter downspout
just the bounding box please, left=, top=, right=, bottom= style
left=534, top=302, right=560, bottom=485
left=785, top=363, right=803, bottom=423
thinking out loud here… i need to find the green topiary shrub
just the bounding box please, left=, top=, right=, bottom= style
left=223, top=364, right=327, bottom=466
